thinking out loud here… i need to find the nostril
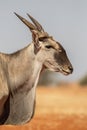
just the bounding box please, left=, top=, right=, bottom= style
left=68, top=66, right=73, bottom=73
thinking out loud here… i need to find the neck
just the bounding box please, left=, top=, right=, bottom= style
left=8, top=43, right=42, bottom=92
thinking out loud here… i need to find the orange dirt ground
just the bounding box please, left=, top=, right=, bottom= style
left=0, top=84, right=87, bottom=130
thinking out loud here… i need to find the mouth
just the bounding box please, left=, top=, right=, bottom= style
left=61, top=69, right=71, bottom=75
left=54, top=68, right=72, bottom=75
left=44, top=62, right=73, bottom=75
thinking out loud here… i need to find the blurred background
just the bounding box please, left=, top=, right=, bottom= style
left=0, top=0, right=87, bottom=86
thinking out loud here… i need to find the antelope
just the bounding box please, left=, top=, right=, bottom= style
left=0, top=13, right=73, bottom=125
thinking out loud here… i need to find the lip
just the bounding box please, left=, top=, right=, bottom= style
left=61, top=69, right=71, bottom=75
left=53, top=67, right=71, bottom=75
left=53, top=68, right=69, bottom=75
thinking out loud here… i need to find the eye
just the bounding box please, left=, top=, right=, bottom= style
left=45, top=45, right=53, bottom=49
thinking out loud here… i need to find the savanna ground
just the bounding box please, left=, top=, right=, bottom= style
left=0, top=84, right=87, bottom=130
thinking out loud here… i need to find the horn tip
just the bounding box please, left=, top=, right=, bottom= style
left=14, top=12, right=17, bottom=15
left=14, top=12, right=20, bottom=17
left=14, top=12, right=23, bottom=21
left=27, top=13, right=32, bottom=19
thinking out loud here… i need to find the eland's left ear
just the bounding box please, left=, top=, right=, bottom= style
left=32, top=30, right=41, bottom=54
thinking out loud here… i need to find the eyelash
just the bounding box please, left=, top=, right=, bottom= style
left=45, top=45, right=53, bottom=49
left=39, top=37, right=47, bottom=42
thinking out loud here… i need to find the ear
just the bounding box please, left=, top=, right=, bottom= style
left=32, top=30, right=41, bottom=54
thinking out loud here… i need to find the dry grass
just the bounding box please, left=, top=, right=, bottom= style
left=0, top=84, right=87, bottom=130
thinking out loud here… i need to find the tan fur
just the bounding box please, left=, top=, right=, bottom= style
left=0, top=13, right=73, bottom=125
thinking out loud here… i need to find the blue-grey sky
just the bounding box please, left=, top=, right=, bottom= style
left=0, top=0, right=87, bottom=81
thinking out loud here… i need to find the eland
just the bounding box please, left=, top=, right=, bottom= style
left=0, top=13, right=73, bottom=125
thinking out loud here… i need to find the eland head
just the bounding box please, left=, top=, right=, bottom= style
left=15, top=13, right=73, bottom=76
